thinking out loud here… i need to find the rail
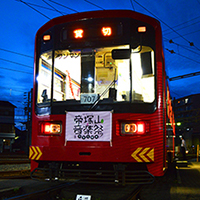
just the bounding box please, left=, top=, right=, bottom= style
left=5, top=183, right=72, bottom=200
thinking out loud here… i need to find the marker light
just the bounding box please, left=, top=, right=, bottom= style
left=41, top=122, right=62, bottom=135
left=138, top=26, right=146, bottom=32
left=101, top=27, right=112, bottom=36
left=121, top=121, right=148, bottom=135
left=43, top=35, right=51, bottom=41
left=73, top=29, right=84, bottom=39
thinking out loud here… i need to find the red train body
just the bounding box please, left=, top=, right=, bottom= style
left=30, top=10, right=175, bottom=184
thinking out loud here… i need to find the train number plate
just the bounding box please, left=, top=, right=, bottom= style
left=76, top=194, right=91, bottom=200
left=80, top=93, right=98, bottom=104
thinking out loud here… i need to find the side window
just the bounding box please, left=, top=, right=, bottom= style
left=131, top=47, right=155, bottom=103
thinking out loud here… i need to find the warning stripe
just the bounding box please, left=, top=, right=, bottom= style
left=29, top=146, right=42, bottom=160
left=131, top=147, right=154, bottom=162
left=139, top=147, right=150, bottom=162
left=131, top=147, right=143, bottom=162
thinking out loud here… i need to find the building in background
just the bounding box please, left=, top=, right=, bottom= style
left=173, top=94, right=200, bottom=154
left=0, top=101, right=16, bottom=152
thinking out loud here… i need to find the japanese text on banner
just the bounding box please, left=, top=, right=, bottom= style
left=66, top=111, right=112, bottom=142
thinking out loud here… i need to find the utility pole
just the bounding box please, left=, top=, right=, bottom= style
left=25, top=89, right=33, bottom=155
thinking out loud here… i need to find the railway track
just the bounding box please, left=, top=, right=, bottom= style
left=0, top=170, right=30, bottom=179
left=0, top=160, right=30, bottom=165
left=4, top=182, right=142, bottom=200
left=0, top=155, right=143, bottom=199
left=0, top=156, right=30, bottom=179
left=5, top=182, right=70, bottom=200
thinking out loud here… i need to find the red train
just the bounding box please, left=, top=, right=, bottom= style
left=29, top=10, right=175, bottom=185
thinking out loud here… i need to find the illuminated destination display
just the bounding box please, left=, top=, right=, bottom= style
left=62, top=23, right=122, bottom=41
left=73, top=29, right=84, bottom=39
left=101, top=27, right=112, bottom=36
left=72, top=26, right=113, bottom=39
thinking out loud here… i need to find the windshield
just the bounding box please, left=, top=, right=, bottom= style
left=36, top=45, right=155, bottom=106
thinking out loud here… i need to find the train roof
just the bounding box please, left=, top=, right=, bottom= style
left=36, top=10, right=161, bottom=36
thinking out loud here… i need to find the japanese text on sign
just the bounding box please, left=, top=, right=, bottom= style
left=66, top=111, right=112, bottom=142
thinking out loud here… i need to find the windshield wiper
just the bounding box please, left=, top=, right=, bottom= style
left=89, top=80, right=116, bottom=110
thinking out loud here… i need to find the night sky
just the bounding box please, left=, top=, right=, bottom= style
left=0, top=0, right=199, bottom=127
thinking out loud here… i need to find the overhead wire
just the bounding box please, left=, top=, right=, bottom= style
left=168, top=29, right=200, bottom=43
left=0, top=48, right=33, bottom=59
left=132, top=0, right=198, bottom=50
left=165, top=48, right=200, bottom=65
left=48, top=0, right=78, bottom=13
left=16, top=0, right=51, bottom=19
left=163, top=38, right=200, bottom=57
left=0, top=47, right=33, bottom=70
left=0, top=66, right=32, bottom=74
left=130, top=0, right=135, bottom=11
left=0, top=57, right=33, bottom=69
left=0, top=47, right=33, bottom=77
left=19, top=1, right=58, bottom=12
left=42, top=0, right=64, bottom=15
left=15, top=0, right=68, bottom=14
left=84, top=0, right=105, bottom=10
left=163, top=15, right=200, bottom=35
left=164, top=20, right=200, bottom=36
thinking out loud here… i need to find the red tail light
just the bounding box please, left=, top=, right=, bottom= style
left=121, top=121, right=149, bottom=135
left=40, top=122, right=62, bottom=135
left=136, top=121, right=145, bottom=134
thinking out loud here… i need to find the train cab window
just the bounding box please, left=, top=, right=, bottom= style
left=36, top=45, right=155, bottom=106
left=36, top=50, right=53, bottom=104
left=54, top=50, right=81, bottom=101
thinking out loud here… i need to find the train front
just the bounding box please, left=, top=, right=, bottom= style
left=30, top=10, right=167, bottom=185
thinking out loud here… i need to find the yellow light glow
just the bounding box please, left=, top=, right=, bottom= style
left=138, top=26, right=146, bottom=32
left=43, top=35, right=51, bottom=41
left=125, top=123, right=137, bottom=133
left=51, top=124, right=61, bottom=133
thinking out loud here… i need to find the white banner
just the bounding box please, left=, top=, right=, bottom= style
left=66, top=111, right=112, bottom=142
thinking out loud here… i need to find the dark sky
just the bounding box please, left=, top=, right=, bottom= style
left=0, top=0, right=200, bottom=127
